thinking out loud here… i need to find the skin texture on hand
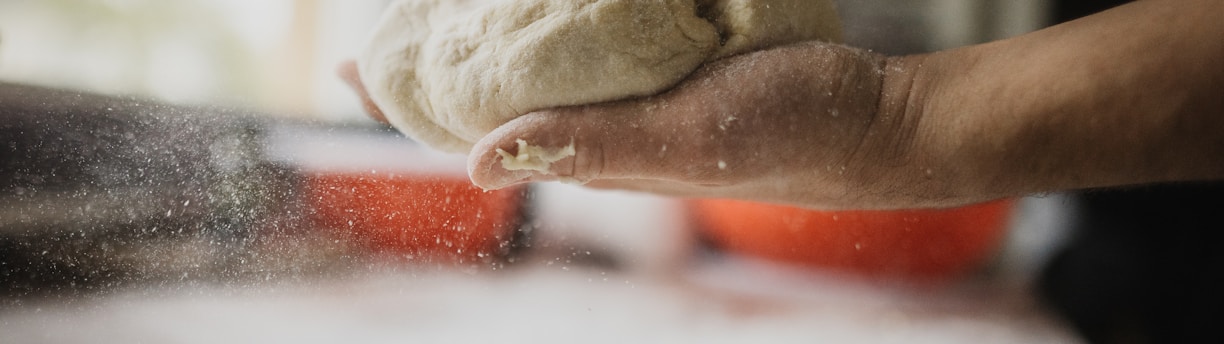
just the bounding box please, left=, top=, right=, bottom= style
left=906, top=0, right=1224, bottom=206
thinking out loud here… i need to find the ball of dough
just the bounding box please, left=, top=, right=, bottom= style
left=358, top=0, right=842, bottom=153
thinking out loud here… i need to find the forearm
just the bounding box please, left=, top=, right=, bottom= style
left=892, top=0, right=1224, bottom=202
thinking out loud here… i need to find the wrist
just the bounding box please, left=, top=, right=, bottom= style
left=865, top=51, right=1016, bottom=208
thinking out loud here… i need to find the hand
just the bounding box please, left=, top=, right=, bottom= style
left=467, top=42, right=944, bottom=209
left=343, top=0, right=1224, bottom=210
left=337, top=60, right=389, bottom=124
left=338, top=43, right=952, bottom=209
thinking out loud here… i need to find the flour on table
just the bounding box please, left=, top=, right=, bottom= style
left=358, top=0, right=842, bottom=155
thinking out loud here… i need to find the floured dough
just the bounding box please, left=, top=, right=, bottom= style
left=358, top=0, right=842, bottom=154
left=496, top=139, right=576, bottom=172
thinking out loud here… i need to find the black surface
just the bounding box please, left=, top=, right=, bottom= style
left=1053, top=0, right=1133, bottom=23
left=1042, top=183, right=1224, bottom=344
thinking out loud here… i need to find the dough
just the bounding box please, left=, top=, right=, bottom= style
left=497, top=139, right=575, bottom=172
left=358, top=0, right=842, bottom=154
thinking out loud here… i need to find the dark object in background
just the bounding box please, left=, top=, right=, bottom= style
left=0, top=83, right=285, bottom=234
left=1040, top=183, right=1224, bottom=344
left=1053, top=0, right=1133, bottom=22
left=0, top=82, right=297, bottom=297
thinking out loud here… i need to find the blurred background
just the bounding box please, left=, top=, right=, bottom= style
left=0, top=0, right=386, bottom=121
left=4, top=1, right=1218, bottom=343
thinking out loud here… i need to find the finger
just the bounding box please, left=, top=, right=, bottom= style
left=467, top=100, right=735, bottom=190
left=336, top=60, right=390, bottom=124
left=582, top=178, right=714, bottom=198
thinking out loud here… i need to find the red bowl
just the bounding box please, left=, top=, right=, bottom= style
left=690, top=199, right=1015, bottom=282
left=305, top=172, right=523, bottom=264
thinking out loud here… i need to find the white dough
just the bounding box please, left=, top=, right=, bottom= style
left=496, top=139, right=576, bottom=173
left=358, top=0, right=842, bottom=154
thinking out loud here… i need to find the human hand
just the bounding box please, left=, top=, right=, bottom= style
left=467, top=42, right=950, bottom=210
left=337, top=60, right=389, bottom=124
left=340, top=42, right=974, bottom=209
left=345, top=0, right=1224, bottom=210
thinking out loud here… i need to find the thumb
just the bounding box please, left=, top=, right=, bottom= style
left=467, top=101, right=724, bottom=190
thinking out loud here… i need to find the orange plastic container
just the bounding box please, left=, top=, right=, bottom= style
left=690, top=199, right=1015, bottom=282
left=305, top=172, right=523, bottom=264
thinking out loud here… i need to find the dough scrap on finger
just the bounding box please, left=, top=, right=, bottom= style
left=496, top=139, right=577, bottom=173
